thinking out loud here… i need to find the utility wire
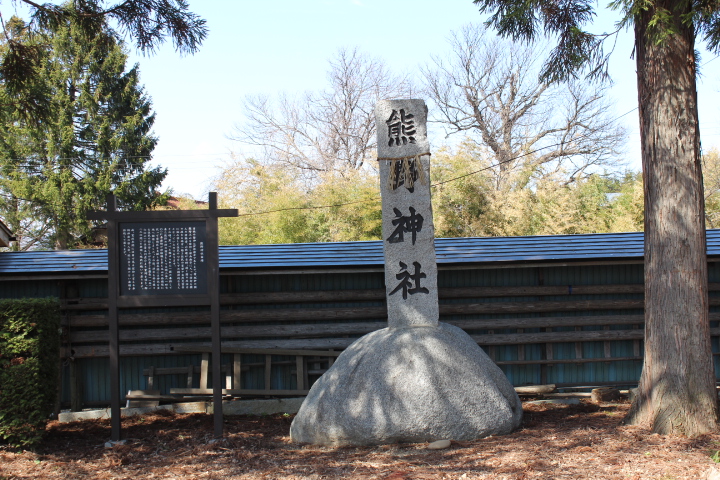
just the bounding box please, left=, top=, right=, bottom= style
left=4, top=73, right=719, bottom=218
left=0, top=104, right=645, bottom=216
left=232, top=108, right=641, bottom=218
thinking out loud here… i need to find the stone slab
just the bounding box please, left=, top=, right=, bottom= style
left=212, top=397, right=305, bottom=416
left=58, top=397, right=304, bottom=423
left=174, top=402, right=209, bottom=414
left=377, top=99, right=438, bottom=328
left=59, top=404, right=174, bottom=422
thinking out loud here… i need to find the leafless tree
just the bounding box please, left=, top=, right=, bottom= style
left=423, top=24, right=626, bottom=191
left=232, top=48, right=415, bottom=176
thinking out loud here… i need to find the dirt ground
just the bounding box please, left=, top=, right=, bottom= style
left=1, top=401, right=720, bottom=480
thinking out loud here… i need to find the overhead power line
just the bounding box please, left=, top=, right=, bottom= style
left=233, top=106, right=642, bottom=218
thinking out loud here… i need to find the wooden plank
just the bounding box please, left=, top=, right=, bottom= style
left=173, top=346, right=343, bottom=357
left=487, top=329, right=496, bottom=361
left=574, top=327, right=583, bottom=361
left=67, top=315, right=649, bottom=345
left=264, top=355, right=272, bottom=391
left=439, top=284, right=646, bottom=298
left=455, top=313, right=646, bottom=329
left=441, top=299, right=644, bottom=316
left=200, top=353, right=209, bottom=389
left=296, top=356, right=305, bottom=391
left=603, top=326, right=612, bottom=358
left=68, top=321, right=388, bottom=344
left=632, top=324, right=641, bottom=356
left=515, top=384, right=556, bottom=394
left=70, top=361, right=82, bottom=412
left=66, top=339, right=357, bottom=358
left=66, top=306, right=388, bottom=327
left=517, top=329, right=525, bottom=361
left=186, top=365, right=194, bottom=388
left=140, top=365, right=231, bottom=376
left=60, top=332, right=636, bottom=358
left=56, top=282, right=655, bottom=310
left=221, top=290, right=385, bottom=305
left=68, top=281, right=720, bottom=311
left=118, top=294, right=211, bottom=308
left=64, top=300, right=720, bottom=329
left=233, top=354, right=242, bottom=390
left=472, top=328, right=646, bottom=345
left=124, top=394, right=183, bottom=402
left=69, top=299, right=641, bottom=327
left=63, top=326, right=720, bottom=359
left=545, top=341, right=553, bottom=361
left=147, top=365, right=155, bottom=390
left=170, top=388, right=310, bottom=396
left=544, top=392, right=593, bottom=398
left=126, top=390, right=160, bottom=408
left=495, top=356, right=642, bottom=365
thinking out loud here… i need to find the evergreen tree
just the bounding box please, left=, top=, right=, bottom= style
left=0, top=17, right=167, bottom=249
left=0, top=1, right=206, bottom=120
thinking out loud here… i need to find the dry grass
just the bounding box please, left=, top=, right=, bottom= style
left=1, top=401, right=719, bottom=479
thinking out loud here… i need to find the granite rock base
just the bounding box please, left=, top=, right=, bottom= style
left=290, top=322, right=522, bottom=446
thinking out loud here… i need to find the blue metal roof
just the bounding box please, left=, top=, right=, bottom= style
left=1, top=230, right=719, bottom=275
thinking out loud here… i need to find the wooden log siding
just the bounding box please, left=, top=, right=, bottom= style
left=60, top=283, right=720, bottom=363
left=64, top=299, right=648, bottom=329
left=60, top=283, right=657, bottom=311
left=68, top=314, right=663, bottom=345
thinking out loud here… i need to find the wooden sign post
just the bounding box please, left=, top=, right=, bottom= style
left=88, top=192, right=238, bottom=441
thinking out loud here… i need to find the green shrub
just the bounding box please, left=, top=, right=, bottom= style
left=0, top=298, right=61, bottom=448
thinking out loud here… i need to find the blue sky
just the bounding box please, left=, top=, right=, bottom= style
left=9, top=1, right=720, bottom=199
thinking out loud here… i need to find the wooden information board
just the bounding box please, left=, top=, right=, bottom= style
left=88, top=193, right=237, bottom=441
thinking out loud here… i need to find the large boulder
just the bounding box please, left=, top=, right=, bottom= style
left=290, top=322, right=522, bottom=446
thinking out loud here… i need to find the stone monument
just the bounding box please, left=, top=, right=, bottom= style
left=290, top=99, right=522, bottom=446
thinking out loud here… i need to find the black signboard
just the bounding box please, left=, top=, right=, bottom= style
left=119, top=221, right=208, bottom=296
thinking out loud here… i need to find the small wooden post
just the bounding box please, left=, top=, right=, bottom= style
left=208, top=191, right=223, bottom=438
left=106, top=195, right=121, bottom=441
left=265, top=355, right=272, bottom=391
left=233, top=354, right=242, bottom=389
left=296, top=355, right=305, bottom=391
left=186, top=365, right=194, bottom=388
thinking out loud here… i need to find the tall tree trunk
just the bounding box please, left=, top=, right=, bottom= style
left=625, top=1, right=718, bottom=435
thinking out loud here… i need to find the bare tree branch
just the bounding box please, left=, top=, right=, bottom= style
left=232, top=48, right=415, bottom=177
left=422, top=24, right=626, bottom=191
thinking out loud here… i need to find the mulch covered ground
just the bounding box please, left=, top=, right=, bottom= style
left=1, top=401, right=720, bottom=479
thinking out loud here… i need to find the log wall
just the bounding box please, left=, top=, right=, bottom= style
left=23, top=261, right=720, bottom=404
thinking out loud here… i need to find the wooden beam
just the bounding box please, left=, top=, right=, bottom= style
left=173, top=346, right=343, bottom=357
left=515, top=384, right=556, bottom=394
left=233, top=354, right=242, bottom=390
left=471, top=328, right=646, bottom=345
left=63, top=324, right=720, bottom=359
left=170, top=388, right=310, bottom=396
left=67, top=314, right=650, bottom=345
left=60, top=282, right=666, bottom=311
left=65, top=296, right=656, bottom=328
left=495, top=356, right=642, bottom=365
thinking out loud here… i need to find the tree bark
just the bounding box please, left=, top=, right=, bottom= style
left=625, top=1, right=718, bottom=435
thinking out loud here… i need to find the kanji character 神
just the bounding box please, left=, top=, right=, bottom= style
left=387, top=207, right=424, bottom=245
